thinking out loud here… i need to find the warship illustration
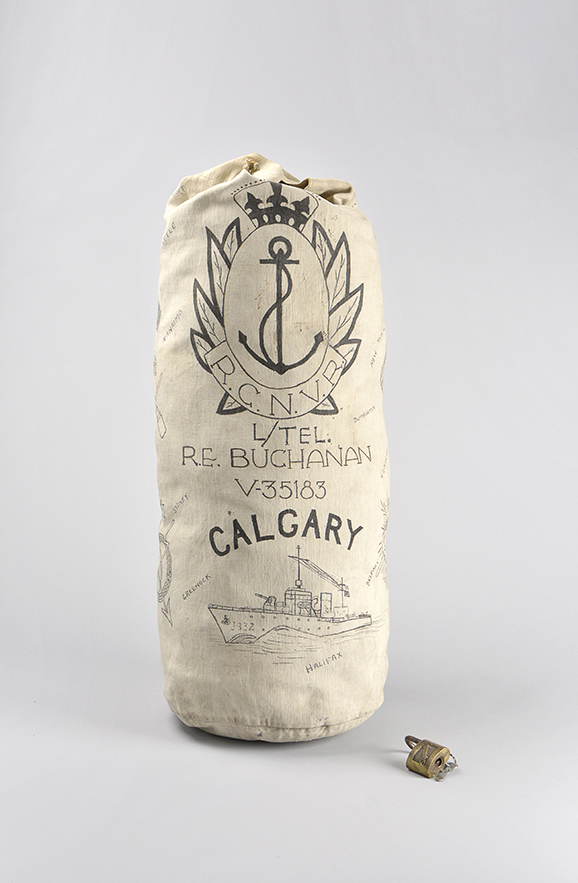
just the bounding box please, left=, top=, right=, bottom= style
left=208, top=546, right=371, bottom=643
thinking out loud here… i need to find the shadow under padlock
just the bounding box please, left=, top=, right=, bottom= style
left=405, top=735, right=458, bottom=781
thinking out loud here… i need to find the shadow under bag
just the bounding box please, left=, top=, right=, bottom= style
left=155, top=153, right=390, bottom=741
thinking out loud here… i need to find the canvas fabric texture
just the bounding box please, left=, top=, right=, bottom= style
left=155, top=153, right=390, bottom=741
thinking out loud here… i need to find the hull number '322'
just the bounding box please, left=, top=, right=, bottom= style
left=220, top=616, right=255, bottom=634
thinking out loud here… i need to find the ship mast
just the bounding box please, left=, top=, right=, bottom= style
left=289, top=549, right=349, bottom=600
left=339, top=576, right=346, bottom=607
left=295, top=544, right=302, bottom=587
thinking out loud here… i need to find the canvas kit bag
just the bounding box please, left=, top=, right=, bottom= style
left=154, top=153, right=389, bottom=741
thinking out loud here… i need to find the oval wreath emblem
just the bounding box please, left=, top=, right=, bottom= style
left=190, top=182, right=363, bottom=419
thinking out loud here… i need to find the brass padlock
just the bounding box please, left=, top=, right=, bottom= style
left=405, top=735, right=454, bottom=779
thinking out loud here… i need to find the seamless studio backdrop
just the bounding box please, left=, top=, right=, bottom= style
left=1, top=2, right=577, bottom=881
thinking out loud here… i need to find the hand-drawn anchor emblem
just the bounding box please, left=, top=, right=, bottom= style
left=238, top=235, right=324, bottom=376
left=190, top=181, right=364, bottom=418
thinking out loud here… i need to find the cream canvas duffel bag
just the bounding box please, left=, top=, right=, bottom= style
left=155, top=153, right=389, bottom=741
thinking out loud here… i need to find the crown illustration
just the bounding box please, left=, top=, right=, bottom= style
left=234, top=181, right=317, bottom=231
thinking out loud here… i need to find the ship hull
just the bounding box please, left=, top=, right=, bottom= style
left=209, top=605, right=371, bottom=643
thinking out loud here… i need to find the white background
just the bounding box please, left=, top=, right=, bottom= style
left=1, top=1, right=577, bottom=880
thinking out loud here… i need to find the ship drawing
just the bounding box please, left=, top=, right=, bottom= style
left=209, top=546, right=371, bottom=644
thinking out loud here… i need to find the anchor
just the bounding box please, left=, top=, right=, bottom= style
left=239, top=235, right=323, bottom=375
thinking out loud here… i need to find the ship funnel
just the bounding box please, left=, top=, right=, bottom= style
left=320, top=592, right=333, bottom=618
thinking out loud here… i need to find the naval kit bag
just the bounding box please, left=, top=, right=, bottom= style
left=154, top=153, right=389, bottom=741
